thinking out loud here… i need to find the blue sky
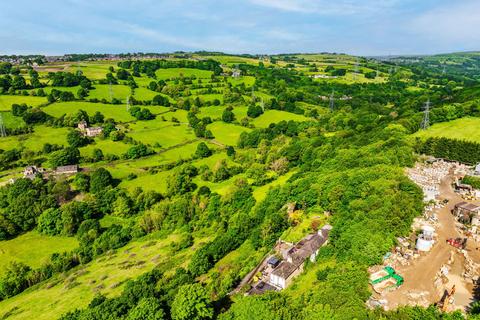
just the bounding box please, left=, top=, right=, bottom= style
left=1, top=0, right=479, bottom=56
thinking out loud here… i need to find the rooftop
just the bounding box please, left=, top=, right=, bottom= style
left=455, top=202, right=480, bottom=212
left=271, top=261, right=298, bottom=279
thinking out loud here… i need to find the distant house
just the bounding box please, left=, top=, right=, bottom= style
left=270, top=261, right=302, bottom=289
left=453, top=202, right=480, bottom=225
left=55, top=165, right=79, bottom=175
left=269, top=224, right=332, bottom=289
left=77, top=120, right=88, bottom=131
left=85, top=127, right=103, bottom=137
left=78, top=121, right=103, bottom=137
left=231, top=70, right=241, bottom=78
left=23, top=166, right=45, bottom=180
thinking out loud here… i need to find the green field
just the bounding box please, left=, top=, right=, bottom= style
left=79, top=139, right=132, bottom=157
left=0, top=231, right=78, bottom=275
left=133, top=87, right=159, bottom=101
left=155, top=68, right=213, bottom=80
left=0, top=111, right=25, bottom=129
left=88, top=84, right=131, bottom=101
left=199, top=106, right=248, bottom=120
left=207, top=122, right=251, bottom=146
left=44, top=86, right=81, bottom=95
left=44, top=101, right=136, bottom=122
left=0, top=125, right=68, bottom=152
left=252, top=170, right=295, bottom=201
left=252, top=110, right=311, bottom=127
left=0, top=95, right=47, bottom=111
left=127, top=120, right=194, bottom=148
left=413, top=117, right=480, bottom=142
left=0, top=233, right=197, bottom=320
left=66, top=62, right=117, bottom=80
left=107, top=141, right=201, bottom=180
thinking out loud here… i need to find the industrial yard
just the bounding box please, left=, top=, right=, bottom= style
left=369, top=159, right=480, bottom=312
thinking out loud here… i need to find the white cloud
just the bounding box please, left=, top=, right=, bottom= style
left=248, top=0, right=401, bottom=15
left=408, top=0, right=480, bottom=49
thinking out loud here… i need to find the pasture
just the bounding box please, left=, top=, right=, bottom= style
left=1, top=111, right=25, bottom=129
left=207, top=122, right=250, bottom=146
left=155, top=68, right=213, bottom=80
left=0, top=95, right=47, bottom=111
left=65, top=62, right=117, bottom=80
left=105, top=141, right=201, bottom=180
left=88, top=84, right=131, bottom=101
left=413, top=117, right=480, bottom=142
left=251, top=110, right=310, bottom=127
left=0, top=233, right=199, bottom=320
left=79, top=139, right=131, bottom=157
left=0, top=125, right=68, bottom=152
left=126, top=120, right=194, bottom=148
left=44, top=102, right=136, bottom=122
left=0, top=231, right=78, bottom=275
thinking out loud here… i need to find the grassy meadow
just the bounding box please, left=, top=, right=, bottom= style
left=413, top=117, right=480, bottom=142
left=0, top=233, right=203, bottom=320
left=0, top=231, right=78, bottom=275
left=0, top=95, right=47, bottom=110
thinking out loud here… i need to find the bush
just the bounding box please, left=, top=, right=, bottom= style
left=195, top=142, right=212, bottom=158
left=37, top=208, right=63, bottom=235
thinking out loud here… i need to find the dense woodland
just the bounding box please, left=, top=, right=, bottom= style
left=0, top=52, right=480, bottom=319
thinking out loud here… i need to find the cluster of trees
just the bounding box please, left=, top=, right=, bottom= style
left=325, top=65, right=347, bottom=76
left=247, top=104, right=264, bottom=118
left=59, top=268, right=213, bottom=320
left=187, top=111, right=214, bottom=139
left=238, top=120, right=303, bottom=148
left=11, top=103, right=50, bottom=125
left=129, top=106, right=155, bottom=120
left=462, top=176, right=480, bottom=189
left=47, top=88, right=76, bottom=102
left=152, top=94, right=171, bottom=107
left=0, top=167, right=163, bottom=299
left=48, top=71, right=92, bottom=88
left=123, top=143, right=154, bottom=159
left=0, top=178, right=57, bottom=240
left=118, top=59, right=223, bottom=77
left=415, top=137, right=480, bottom=164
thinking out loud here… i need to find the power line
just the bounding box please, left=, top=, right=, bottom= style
left=354, top=58, right=360, bottom=81
left=0, top=113, right=7, bottom=137
left=421, top=99, right=431, bottom=130
left=126, top=96, right=131, bottom=112
left=109, top=81, right=113, bottom=101
left=329, top=90, right=335, bottom=111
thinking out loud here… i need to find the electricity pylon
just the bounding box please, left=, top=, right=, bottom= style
left=329, top=90, right=335, bottom=111
left=421, top=99, right=431, bottom=130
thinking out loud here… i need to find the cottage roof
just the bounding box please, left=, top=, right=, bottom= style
left=86, top=126, right=103, bottom=131
left=455, top=202, right=480, bottom=212
left=271, top=261, right=298, bottom=279
left=56, top=165, right=79, bottom=172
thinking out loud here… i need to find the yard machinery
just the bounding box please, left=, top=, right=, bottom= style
left=370, top=266, right=404, bottom=293
left=446, top=238, right=467, bottom=249
left=438, top=285, right=456, bottom=312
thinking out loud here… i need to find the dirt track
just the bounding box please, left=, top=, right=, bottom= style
left=383, top=172, right=475, bottom=311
